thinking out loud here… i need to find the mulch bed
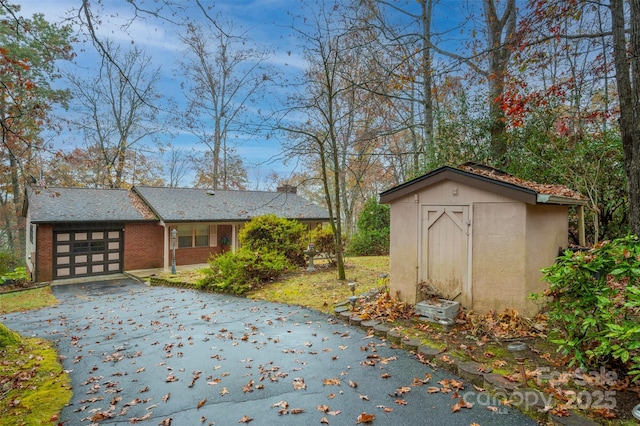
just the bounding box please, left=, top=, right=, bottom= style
left=0, top=281, right=49, bottom=294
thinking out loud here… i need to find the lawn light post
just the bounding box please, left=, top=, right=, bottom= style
left=633, top=403, right=640, bottom=420
left=171, top=228, right=177, bottom=275
left=304, top=243, right=317, bottom=272
left=348, top=282, right=358, bottom=311
left=507, top=341, right=529, bottom=386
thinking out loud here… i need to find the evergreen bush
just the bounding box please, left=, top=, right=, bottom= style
left=537, top=235, right=640, bottom=381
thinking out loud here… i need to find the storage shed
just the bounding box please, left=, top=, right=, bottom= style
left=379, top=163, right=587, bottom=317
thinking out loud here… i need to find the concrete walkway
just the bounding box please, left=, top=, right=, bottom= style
left=2, top=278, right=536, bottom=425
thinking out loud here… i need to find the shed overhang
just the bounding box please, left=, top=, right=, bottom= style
left=380, top=166, right=586, bottom=207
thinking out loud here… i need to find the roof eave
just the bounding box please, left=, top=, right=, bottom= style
left=380, top=167, right=538, bottom=205
left=536, top=194, right=588, bottom=206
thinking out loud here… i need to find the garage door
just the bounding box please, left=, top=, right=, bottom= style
left=54, top=229, right=123, bottom=279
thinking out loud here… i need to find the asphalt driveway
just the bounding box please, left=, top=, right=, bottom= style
left=1, top=278, right=536, bottom=425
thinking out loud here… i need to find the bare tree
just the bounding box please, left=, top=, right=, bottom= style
left=179, top=20, right=273, bottom=190
left=67, top=41, right=162, bottom=188
left=166, top=146, right=189, bottom=188
left=282, top=2, right=388, bottom=280
left=364, top=0, right=436, bottom=175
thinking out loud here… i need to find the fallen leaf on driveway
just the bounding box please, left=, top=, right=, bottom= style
left=356, top=412, right=375, bottom=424
left=395, top=399, right=407, bottom=405
left=128, top=412, right=152, bottom=423
left=220, top=387, right=229, bottom=396
left=323, top=378, right=341, bottom=386
left=391, top=386, right=411, bottom=396
left=293, top=377, right=306, bottom=390
left=197, top=398, right=206, bottom=409
left=320, top=417, right=329, bottom=424
left=273, top=400, right=289, bottom=409
left=238, top=414, right=253, bottom=423
left=451, top=399, right=473, bottom=412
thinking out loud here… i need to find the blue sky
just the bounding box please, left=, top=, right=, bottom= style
left=15, top=0, right=482, bottom=189
left=17, top=0, right=309, bottom=189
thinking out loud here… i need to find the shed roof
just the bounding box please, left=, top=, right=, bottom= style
left=132, top=186, right=331, bottom=222
left=25, top=187, right=156, bottom=223
left=380, top=163, right=587, bottom=206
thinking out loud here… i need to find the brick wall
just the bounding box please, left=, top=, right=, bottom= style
left=174, top=246, right=224, bottom=266
left=124, top=222, right=165, bottom=270
left=35, top=224, right=53, bottom=282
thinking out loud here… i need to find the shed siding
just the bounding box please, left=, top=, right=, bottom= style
left=523, top=204, right=569, bottom=316
left=471, top=202, right=526, bottom=313
left=389, top=194, right=420, bottom=302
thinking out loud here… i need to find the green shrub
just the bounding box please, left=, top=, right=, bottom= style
left=348, top=229, right=390, bottom=256
left=537, top=235, right=640, bottom=381
left=199, top=248, right=293, bottom=294
left=307, top=226, right=336, bottom=265
left=239, top=214, right=307, bottom=266
left=0, top=251, right=21, bottom=276
left=348, top=198, right=390, bottom=256
left=0, top=266, right=30, bottom=286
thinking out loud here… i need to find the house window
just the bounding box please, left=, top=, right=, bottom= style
left=194, top=224, right=209, bottom=247
left=177, top=224, right=211, bottom=248
left=177, top=226, right=192, bottom=248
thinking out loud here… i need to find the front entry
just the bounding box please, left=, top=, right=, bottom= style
left=420, top=205, right=470, bottom=305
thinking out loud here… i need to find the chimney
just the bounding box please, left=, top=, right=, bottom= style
left=277, top=184, right=297, bottom=194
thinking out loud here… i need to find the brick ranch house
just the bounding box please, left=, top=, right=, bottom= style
left=23, top=185, right=330, bottom=282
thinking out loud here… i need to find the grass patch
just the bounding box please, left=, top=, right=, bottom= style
left=1, top=288, right=69, bottom=424
left=246, top=256, right=389, bottom=314
left=0, top=335, right=72, bottom=425
left=0, top=287, right=58, bottom=315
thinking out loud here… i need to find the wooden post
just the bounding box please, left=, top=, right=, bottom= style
left=578, top=205, right=586, bottom=246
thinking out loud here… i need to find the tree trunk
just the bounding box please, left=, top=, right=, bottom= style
left=483, top=0, right=516, bottom=165
left=610, top=0, right=640, bottom=236
left=420, top=0, right=434, bottom=165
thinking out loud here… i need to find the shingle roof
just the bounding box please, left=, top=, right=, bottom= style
left=25, top=187, right=155, bottom=223
left=380, top=163, right=587, bottom=206
left=132, top=186, right=331, bottom=222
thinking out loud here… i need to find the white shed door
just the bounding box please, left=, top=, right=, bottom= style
left=421, top=205, right=469, bottom=304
